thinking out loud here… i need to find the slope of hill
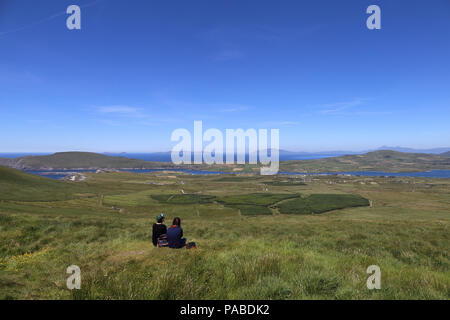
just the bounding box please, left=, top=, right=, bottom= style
left=279, top=150, right=450, bottom=173
left=0, top=166, right=90, bottom=201
left=440, top=151, right=450, bottom=157
left=0, top=157, right=14, bottom=167
left=3, top=152, right=173, bottom=170
left=377, top=146, right=450, bottom=154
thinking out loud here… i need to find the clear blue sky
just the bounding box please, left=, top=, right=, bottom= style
left=1, top=0, right=449, bottom=152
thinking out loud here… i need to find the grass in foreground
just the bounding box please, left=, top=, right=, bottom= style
left=0, top=169, right=449, bottom=299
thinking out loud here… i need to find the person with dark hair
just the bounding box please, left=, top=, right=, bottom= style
left=152, top=213, right=168, bottom=247
left=166, top=217, right=187, bottom=249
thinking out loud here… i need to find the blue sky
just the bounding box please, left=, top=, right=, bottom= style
left=1, top=0, right=449, bottom=152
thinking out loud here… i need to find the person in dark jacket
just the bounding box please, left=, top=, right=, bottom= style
left=166, top=217, right=186, bottom=249
left=152, top=213, right=167, bottom=247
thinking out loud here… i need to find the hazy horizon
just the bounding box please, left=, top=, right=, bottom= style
left=1, top=145, right=450, bottom=155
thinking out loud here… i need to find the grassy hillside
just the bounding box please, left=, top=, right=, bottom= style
left=0, top=167, right=156, bottom=201
left=2, top=150, right=450, bottom=172
left=441, top=151, right=450, bottom=157
left=280, top=150, right=450, bottom=172
left=0, top=158, right=13, bottom=167
left=7, top=152, right=171, bottom=170
left=0, top=170, right=448, bottom=300
left=0, top=166, right=92, bottom=201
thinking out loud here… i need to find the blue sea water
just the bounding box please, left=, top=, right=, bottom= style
left=5, top=152, right=450, bottom=179
left=25, top=169, right=98, bottom=180
left=0, top=153, right=52, bottom=158
left=25, top=168, right=228, bottom=180
left=25, top=169, right=450, bottom=180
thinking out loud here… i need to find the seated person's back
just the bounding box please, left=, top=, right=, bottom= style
left=167, top=217, right=186, bottom=249
left=152, top=213, right=167, bottom=247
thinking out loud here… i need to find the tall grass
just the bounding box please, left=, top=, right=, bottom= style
left=0, top=171, right=448, bottom=299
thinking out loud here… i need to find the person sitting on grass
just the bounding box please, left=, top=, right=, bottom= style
left=167, top=217, right=187, bottom=249
left=152, top=213, right=168, bottom=247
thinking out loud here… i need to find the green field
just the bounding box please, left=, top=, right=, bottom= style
left=264, top=180, right=307, bottom=186
left=277, top=194, right=370, bottom=214
left=0, top=166, right=449, bottom=299
left=0, top=167, right=93, bottom=201
left=151, top=194, right=217, bottom=204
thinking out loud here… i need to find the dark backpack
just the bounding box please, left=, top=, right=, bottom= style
left=186, top=241, right=196, bottom=249
left=157, top=234, right=169, bottom=248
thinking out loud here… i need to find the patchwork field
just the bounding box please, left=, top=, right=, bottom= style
left=0, top=167, right=449, bottom=299
left=277, top=194, right=369, bottom=214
